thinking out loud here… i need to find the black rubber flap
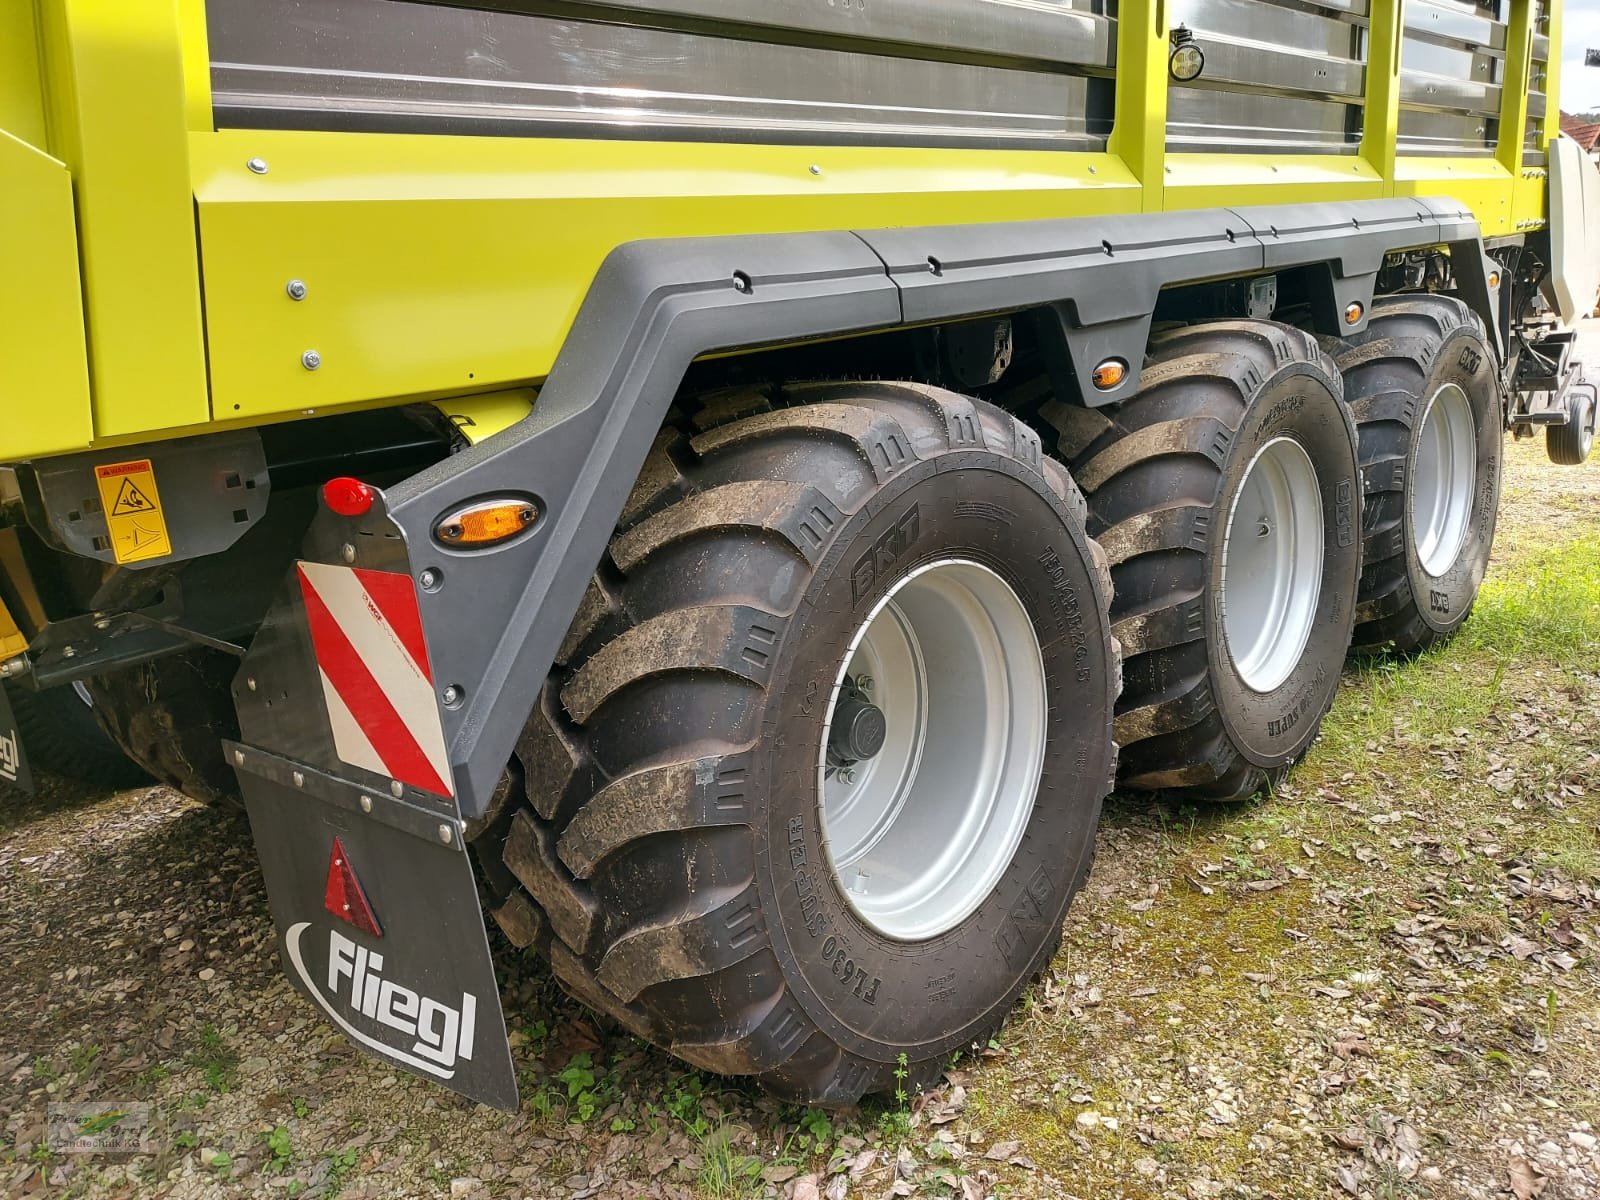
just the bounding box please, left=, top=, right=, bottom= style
left=241, top=773, right=518, bottom=1111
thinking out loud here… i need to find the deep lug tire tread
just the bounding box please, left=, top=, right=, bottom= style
left=82, top=649, right=244, bottom=808
left=1041, top=321, right=1353, bottom=801
left=488, top=381, right=1119, bottom=1105
left=1325, top=295, right=1502, bottom=656
left=5, top=681, right=149, bottom=790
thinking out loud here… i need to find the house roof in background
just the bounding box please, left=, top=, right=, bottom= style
left=1560, top=112, right=1600, bottom=151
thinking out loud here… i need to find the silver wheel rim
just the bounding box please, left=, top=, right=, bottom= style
left=1411, top=383, right=1477, bottom=578
left=1220, top=436, right=1325, bottom=694
left=818, top=559, right=1046, bottom=942
left=1579, top=395, right=1597, bottom=459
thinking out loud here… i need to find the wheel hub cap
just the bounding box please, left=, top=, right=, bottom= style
left=1411, top=382, right=1477, bottom=578
left=1220, top=436, right=1325, bottom=694
left=818, top=560, right=1046, bottom=942
left=827, top=684, right=888, bottom=764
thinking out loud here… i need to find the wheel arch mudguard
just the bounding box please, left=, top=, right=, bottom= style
left=230, top=195, right=1489, bottom=1109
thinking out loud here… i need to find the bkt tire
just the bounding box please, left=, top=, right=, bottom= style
left=486, top=382, right=1119, bottom=1105
left=5, top=680, right=148, bottom=790
left=1329, top=296, right=1503, bottom=654
left=1042, top=322, right=1360, bottom=800
left=83, top=648, right=244, bottom=808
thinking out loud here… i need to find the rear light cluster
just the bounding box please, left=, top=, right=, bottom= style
left=320, top=478, right=539, bottom=549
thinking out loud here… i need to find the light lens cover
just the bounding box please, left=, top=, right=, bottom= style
left=1343, top=302, right=1364, bottom=325
left=1169, top=44, right=1205, bottom=82
left=323, top=476, right=375, bottom=517
left=435, top=498, right=540, bottom=547
left=1092, top=359, right=1129, bottom=390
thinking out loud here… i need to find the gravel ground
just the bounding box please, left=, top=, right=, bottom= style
left=4, top=349, right=1600, bottom=1200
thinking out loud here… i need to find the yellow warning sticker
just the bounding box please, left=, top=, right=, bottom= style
left=93, top=459, right=173, bottom=564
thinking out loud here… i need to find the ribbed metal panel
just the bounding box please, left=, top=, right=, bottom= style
left=1526, top=0, right=1550, bottom=165
left=206, top=0, right=1118, bottom=150
left=1166, top=0, right=1369, bottom=154
left=1397, top=0, right=1508, bottom=157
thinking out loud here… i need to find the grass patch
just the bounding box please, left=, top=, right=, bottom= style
left=982, top=505, right=1600, bottom=1193
left=695, top=1125, right=764, bottom=1200
left=1460, top=531, right=1600, bottom=666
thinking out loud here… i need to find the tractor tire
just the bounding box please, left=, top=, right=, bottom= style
left=6, top=680, right=149, bottom=790
left=1546, top=381, right=1597, bottom=466
left=1041, top=321, right=1359, bottom=800
left=485, top=382, right=1119, bottom=1105
left=1327, top=296, right=1503, bottom=654
left=83, top=648, right=244, bottom=808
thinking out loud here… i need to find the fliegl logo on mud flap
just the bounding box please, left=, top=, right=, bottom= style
left=0, top=724, right=21, bottom=783
left=284, top=923, right=477, bottom=1079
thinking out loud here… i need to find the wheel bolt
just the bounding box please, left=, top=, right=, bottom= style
left=856, top=674, right=874, bottom=690
left=838, top=766, right=856, bottom=784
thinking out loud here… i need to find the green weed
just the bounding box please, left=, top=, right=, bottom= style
left=262, top=1123, right=293, bottom=1174
left=187, top=1024, right=238, bottom=1094
left=664, top=1073, right=710, bottom=1137
left=325, top=1146, right=360, bottom=1192
left=555, top=1052, right=616, bottom=1123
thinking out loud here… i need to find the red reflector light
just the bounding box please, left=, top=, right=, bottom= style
left=324, top=836, right=382, bottom=938
left=323, top=476, right=375, bottom=517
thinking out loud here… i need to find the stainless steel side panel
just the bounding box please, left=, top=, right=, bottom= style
left=1167, top=0, right=1368, bottom=155
left=1397, top=0, right=1508, bottom=156
left=1527, top=0, right=1551, bottom=165
left=1168, top=90, right=1359, bottom=154
left=207, top=0, right=1116, bottom=149
left=475, top=0, right=1118, bottom=67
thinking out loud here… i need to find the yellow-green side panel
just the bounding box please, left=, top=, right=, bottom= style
left=0, top=131, right=93, bottom=459
left=175, top=0, right=212, bottom=131
left=37, top=0, right=209, bottom=439
left=1361, top=0, right=1404, bottom=192
left=1108, top=0, right=1167, bottom=212
left=1498, top=0, right=1535, bottom=178
left=1542, top=0, right=1563, bottom=151
left=192, top=131, right=1140, bottom=419
left=1393, top=157, right=1516, bottom=237
left=1164, top=154, right=1384, bottom=213
left=0, top=1, right=48, bottom=150
left=433, top=390, right=538, bottom=445
left=1514, top=168, right=1549, bottom=233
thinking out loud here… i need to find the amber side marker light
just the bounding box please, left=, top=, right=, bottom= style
left=435, top=498, right=540, bottom=547
left=1488, top=270, right=1502, bottom=289
left=1343, top=302, right=1364, bottom=325
left=1092, top=359, right=1128, bottom=390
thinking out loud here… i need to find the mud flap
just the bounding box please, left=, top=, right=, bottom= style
left=231, top=743, right=518, bottom=1111
left=225, top=538, right=518, bottom=1111
left=0, top=684, right=33, bottom=793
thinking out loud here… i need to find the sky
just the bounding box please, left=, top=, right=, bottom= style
left=1561, top=0, right=1600, bottom=114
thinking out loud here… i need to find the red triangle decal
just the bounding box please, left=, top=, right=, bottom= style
left=324, top=836, right=382, bottom=938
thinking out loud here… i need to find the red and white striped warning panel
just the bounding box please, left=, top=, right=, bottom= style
left=297, top=562, right=454, bottom=797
